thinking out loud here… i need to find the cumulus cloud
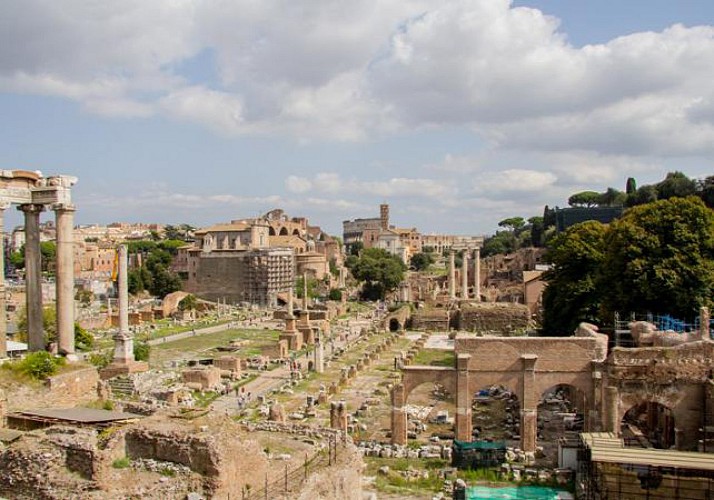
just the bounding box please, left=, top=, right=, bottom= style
left=3, top=0, right=714, bottom=156
left=474, top=169, right=558, bottom=195
left=284, top=172, right=455, bottom=200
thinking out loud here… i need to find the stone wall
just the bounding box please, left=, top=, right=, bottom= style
left=296, top=442, right=363, bottom=500
left=458, top=302, right=530, bottom=334
left=45, top=367, right=100, bottom=403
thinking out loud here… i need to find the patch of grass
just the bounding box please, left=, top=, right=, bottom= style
left=1, top=351, right=66, bottom=380
left=191, top=390, right=220, bottom=408
left=412, top=349, right=455, bottom=367
left=112, top=457, right=131, bottom=469
left=159, top=466, right=176, bottom=477
left=458, top=467, right=502, bottom=483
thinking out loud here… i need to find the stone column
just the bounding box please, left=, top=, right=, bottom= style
left=391, top=384, right=408, bottom=445
left=302, top=271, right=308, bottom=310
left=448, top=250, right=456, bottom=300
left=54, top=204, right=75, bottom=355
left=605, top=386, right=619, bottom=434
left=314, top=339, right=324, bottom=373
left=701, top=306, right=711, bottom=341
left=0, top=202, right=9, bottom=358
left=520, top=354, right=538, bottom=452
left=113, top=245, right=134, bottom=363
left=474, top=247, right=481, bottom=302
left=461, top=252, right=469, bottom=299
left=287, top=287, right=294, bottom=317
left=20, top=204, right=45, bottom=352
left=455, top=354, right=472, bottom=441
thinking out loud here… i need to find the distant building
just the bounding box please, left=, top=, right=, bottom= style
left=554, top=206, right=623, bottom=232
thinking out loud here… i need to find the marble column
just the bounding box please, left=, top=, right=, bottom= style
left=701, top=306, right=710, bottom=341
left=54, top=204, right=75, bottom=355
left=302, top=271, right=308, bottom=310
left=448, top=250, right=456, bottom=300
left=20, top=204, right=45, bottom=352
left=0, top=202, right=9, bottom=358
left=474, top=247, right=481, bottom=302
left=461, top=252, right=469, bottom=299
left=112, top=245, right=134, bottom=363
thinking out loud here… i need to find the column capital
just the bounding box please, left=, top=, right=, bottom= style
left=17, top=203, right=45, bottom=214
left=52, top=203, right=76, bottom=213
left=0, top=201, right=11, bottom=211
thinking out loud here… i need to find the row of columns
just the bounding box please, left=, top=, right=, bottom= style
left=448, top=247, right=481, bottom=301
left=0, top=203, right=75, bottom=358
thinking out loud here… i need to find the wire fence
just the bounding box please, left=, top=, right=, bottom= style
left=241, top=433, right=347, bottom=500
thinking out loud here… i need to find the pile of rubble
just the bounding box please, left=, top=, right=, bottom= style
left=356, top=441, right=452, bottom=461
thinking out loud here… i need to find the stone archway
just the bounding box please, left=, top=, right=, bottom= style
left=389, top=318, right=401, bottom=332
left=402, top=380, right=457, bottom=442
left=621, top=401, right=675, bottom=449
left=279, top=227, right=288, bottom=236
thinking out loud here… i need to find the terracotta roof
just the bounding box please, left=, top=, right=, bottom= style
left=195, top=223, right=250, bottom=234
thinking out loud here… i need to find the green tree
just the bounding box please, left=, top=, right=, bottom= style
left=656, top=171, right=697, bottom=200
left=568, top=191, right=601, bottom=207
left=345, top=248, right=406, bottom=300
left=699, top=175, right=714, bottom=209
left=626, top=177, right=637, bottom=195
left=626, top=185, right=658, bottom=207
left=598, top=187, right=626, bottom=207
left=410, top=251, right=434, bottom=271
left=498, top=217, right=526, bottom=231
left=601, top=196, right=714, bottom=320
left=542, top=221, right=607, bottom=335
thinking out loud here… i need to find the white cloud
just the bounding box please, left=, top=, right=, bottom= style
left=3, top=0, right=714, bottom=156
left=285, top=175, right=312, bottom=193
left=474, top=169, right=558, bottom=194
left=424, top=154, right=482, bottom=173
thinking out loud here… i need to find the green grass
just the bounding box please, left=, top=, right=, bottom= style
left=112, top=457, right=131, bottom=469
left=191, top=390, right=221, bottom=408
left=411, top=349, right=455, bottom=367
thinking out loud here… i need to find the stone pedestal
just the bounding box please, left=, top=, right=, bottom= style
left=520, top=409, right=537, bottom=452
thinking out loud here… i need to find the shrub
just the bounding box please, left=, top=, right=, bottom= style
left=88, top=350, right=112, bottom=369
left=134, top=341, right=150, bottom=361
left=17, top=351, right=64, bottom=379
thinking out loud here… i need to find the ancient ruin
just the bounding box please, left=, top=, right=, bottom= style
left=0, top=170, right=77, bottom=358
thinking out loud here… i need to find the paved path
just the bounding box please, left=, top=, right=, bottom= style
left=210, top=311, right=383, bottom=415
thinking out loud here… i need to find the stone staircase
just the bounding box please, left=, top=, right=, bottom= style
left=108, top=376, right=136, bottom=397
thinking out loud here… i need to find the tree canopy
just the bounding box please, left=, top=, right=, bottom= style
left=542, top=196, right=714, bottom=334
left=345, top=248, right=406, bottom=300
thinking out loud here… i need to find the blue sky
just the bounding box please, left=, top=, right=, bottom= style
left=1, top=0, right=714, bottom=235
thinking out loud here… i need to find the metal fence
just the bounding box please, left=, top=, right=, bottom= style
left=242, top=434, right=346, bottom=500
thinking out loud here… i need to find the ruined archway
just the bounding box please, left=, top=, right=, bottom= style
left=268, top=226, right=276, bottom=236
left=389, top=318, right=401, bottom=332
left=537, top=384, right=585, bottom=464
left=471, top=384, right=521, bottom=446
left=292, top=229, right=300, bottom=236
left=279, top=227, right=288, bottom=236
left=621, top=402, right=675, bottom=449
left=404, top=380, right=457, bottom=443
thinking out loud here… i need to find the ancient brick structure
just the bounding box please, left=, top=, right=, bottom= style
left=393, top=318, right=714, bottom=454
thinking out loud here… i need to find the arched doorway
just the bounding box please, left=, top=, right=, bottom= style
left=279, top=227, right=288, bottom=235
left=621, top=402, right=675, bottom=449
left=268, top=226, right=276, bottom=236
left=389, top=318, right=401, bottom=332
left=404, top=381, right=456, bottom=443
left=537, top=384, right=585, bottom=464
left=471, top=385, right=520, bottom=446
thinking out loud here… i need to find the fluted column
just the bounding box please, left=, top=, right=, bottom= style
left=448, top=250, right=456, bottom=300
left=461, top=252, right=469, bottom=299
left=474, top=247, right=481, bottom=302
left=0, top=202, right=9, bottom=358
left=54, top=204, right=75, bottom=355
left=19, top=204, right=45, bottom=352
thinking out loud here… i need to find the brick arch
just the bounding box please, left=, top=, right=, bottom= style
left=402, top=367, right=457, bottom=400
left=534, top=373, right=592, bottom=406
